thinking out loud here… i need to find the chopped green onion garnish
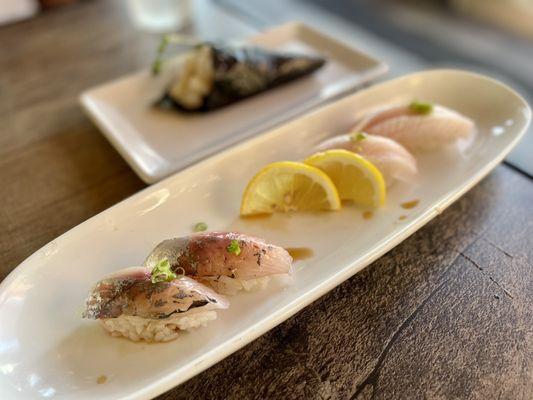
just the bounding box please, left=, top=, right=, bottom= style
left=409, top=101, right=433, bottom=115
left=350, top=131, right=368, bottom=142
left=158, top=35, right=170, bottom=53
left=152, top=59, right=163, bottom=75
left=151, top=258, right=177, bottom=283
left=226, top=240, right=241, bottom=256
left=151, top=34, right=201, bottom=76
left=194, top=222, right=208, bottom=232
left=152, top=35, right=171, bottom=75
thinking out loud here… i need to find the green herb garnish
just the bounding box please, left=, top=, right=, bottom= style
left=152, top=59, right=163, bottom=75
left=151, top=34, right=203, bottom=76
left=194, top=222, right=208, bottom=232
left=150, top=258, right=177, bottom=283
left=350, top=131, right=368, bottom=142
left=152, top=35, right=170, bottom=75
left=409, top=101, right=433, bottom=115
left=226, top=240, right=241, bottom=256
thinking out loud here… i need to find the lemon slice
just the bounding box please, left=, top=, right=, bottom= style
left=304, top=150, right=386, bottom=207
left=240, top=161, right=341, bottom=216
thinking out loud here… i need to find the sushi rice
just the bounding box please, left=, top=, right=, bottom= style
left=100, top=310, right=218, bottom=342
left=198, top=275, right=292, bottom=296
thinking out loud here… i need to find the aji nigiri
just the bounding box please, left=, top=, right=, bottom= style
left=144, top=232, right=293, bottom=295
left=352, top=101, right=475, bottom=152
left=83, top=266, right=228, bottom=342
left=314, top=132, right=418, bottom=185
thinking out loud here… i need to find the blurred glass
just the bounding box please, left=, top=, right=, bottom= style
left=127, top=0, right=191, bottom=32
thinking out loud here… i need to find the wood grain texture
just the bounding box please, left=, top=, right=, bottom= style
left=0, top=0, right=151, bottom=278
left=0, top=1, right=531, bottom=399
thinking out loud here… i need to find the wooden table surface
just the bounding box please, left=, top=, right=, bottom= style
left=1, top=1, right=532, bottom=399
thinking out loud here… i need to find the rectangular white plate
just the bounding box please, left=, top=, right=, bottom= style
left=80, top=21, right=387, bottom=184
left=1, top=70, right=529, bottom=400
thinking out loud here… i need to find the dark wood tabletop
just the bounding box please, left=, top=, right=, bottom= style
left=1, top=1, right=531, bottom=399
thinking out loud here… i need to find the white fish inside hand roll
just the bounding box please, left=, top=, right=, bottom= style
left=168, top=45, right=215, bottom=110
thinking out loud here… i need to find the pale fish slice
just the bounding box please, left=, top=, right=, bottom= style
left=352, top=103, right=475, bottom=152
left=315, top=133, right=418, bottom=186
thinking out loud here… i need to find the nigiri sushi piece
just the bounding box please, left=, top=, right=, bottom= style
left=352, top=101, right=475, bottom=152
left=314, top=132, right=418, bottom=185
left=83, top=266, right=228, bottom=342
left=155, top=41, right=325, bottom=112
left=144, top=232, right=293, bottom=295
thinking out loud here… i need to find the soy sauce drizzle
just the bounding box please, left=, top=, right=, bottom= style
left=401, top=199, right=420, bottom=209
left=239, top=214, right=272, bottom=221
left=286, top=247, right=314, bottom=261
left=362, top=211, right=373, bottom=220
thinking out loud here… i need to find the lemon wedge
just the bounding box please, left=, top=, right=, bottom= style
left=304, top=150, right=386, bottom=207
left=240, top=161, right=341, bottom=216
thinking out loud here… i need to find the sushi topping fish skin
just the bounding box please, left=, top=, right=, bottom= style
left=226, top=240, right=241, bottom=256
left=150, top=258, right=177, bottom=283
left=144, top=232, right=293, bottom=281
left=409, top=100, right=433, bottom=115
left=157, top=43, right=325, bottom=112
left=351, top=101, right=475, bottom=152
left=83, top=267, right=228, bottom=320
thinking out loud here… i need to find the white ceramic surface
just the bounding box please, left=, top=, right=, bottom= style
left=80, top=21, right=387, bottom=183
left=1, top=70, right=530, bottom=400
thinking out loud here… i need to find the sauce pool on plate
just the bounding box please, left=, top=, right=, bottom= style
left=362, top=211, right=373, bottom=220
left=286, top=247, right=314, bottom=261
left=401, top=199, right=420, bottom=209
left=239, top=214, right=272, bottom=221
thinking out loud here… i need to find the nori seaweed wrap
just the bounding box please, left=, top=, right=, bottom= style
left=157, top=43, right=326, bottom=112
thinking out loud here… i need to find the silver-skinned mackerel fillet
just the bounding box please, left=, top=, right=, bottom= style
left=83, top=267, right=228, bottom=320
left=143, top=232, right=293, bottom=280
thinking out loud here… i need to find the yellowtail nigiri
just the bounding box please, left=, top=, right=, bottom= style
left=315, top=132, right=418, bottom=185
left=352, top=101, right=475, bottom=152
left=83, top=266, right=228, bottom=342
left=144, top=232, right=293, bottom=295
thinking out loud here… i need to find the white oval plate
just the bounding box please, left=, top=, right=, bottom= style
left=0, top=70, right=530, bottom=400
